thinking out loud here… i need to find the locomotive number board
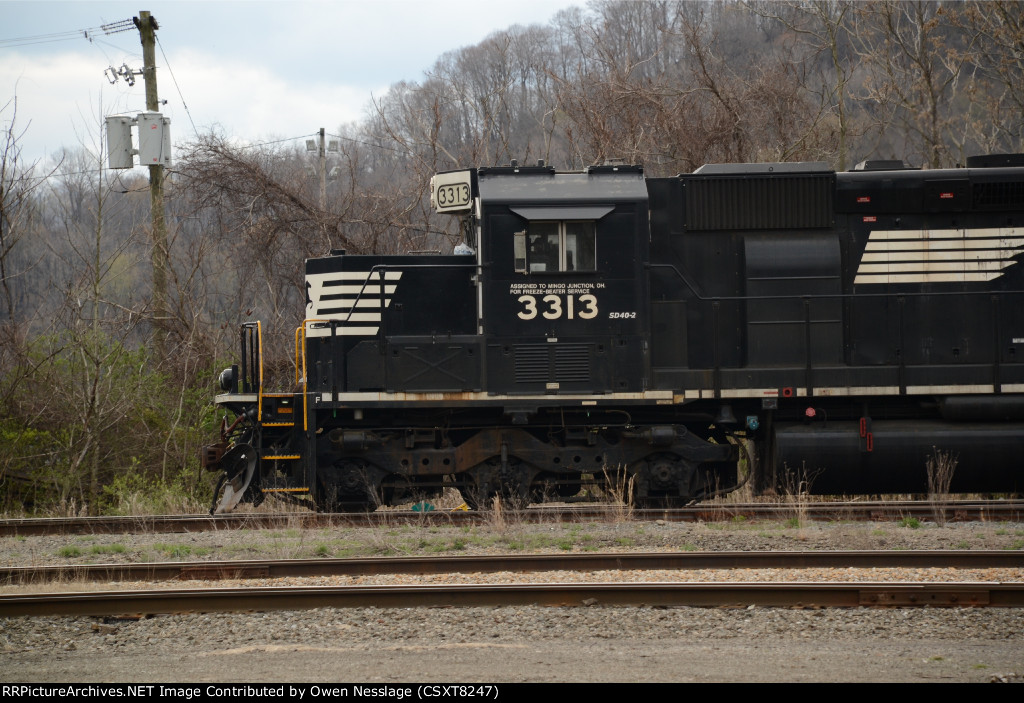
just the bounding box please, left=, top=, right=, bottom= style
left=431, top=170, right=473, bottom=213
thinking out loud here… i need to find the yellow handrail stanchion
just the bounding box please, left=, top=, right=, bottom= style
left=256, top=320, right=264, bottom=423
left=300, top=319, right=331, bottom=433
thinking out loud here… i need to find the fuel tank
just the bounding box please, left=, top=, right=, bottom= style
left=771, top=420, right=1024, bottom=494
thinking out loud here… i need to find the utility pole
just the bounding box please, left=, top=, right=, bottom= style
left=135, top=10, right=169, bottom=359
left=317, top=127, right=326, bottom=210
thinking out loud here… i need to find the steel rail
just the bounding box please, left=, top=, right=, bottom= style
left=2, top=581, right=1023, bottom=617
left=2, top=500, right=1022, bottom=536
left=3, top=550, right=1023, bottom=586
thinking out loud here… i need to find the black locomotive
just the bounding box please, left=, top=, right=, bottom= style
left=204, top=155, right=1024, bottom=513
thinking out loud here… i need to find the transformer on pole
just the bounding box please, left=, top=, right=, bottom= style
left=104, top=112, right=172, bottom=169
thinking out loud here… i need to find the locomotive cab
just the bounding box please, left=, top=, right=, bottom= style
left=469, top=163, right=651, bottom=394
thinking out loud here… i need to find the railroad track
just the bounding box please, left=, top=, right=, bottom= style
left=3, top=550, right=1023, bottom=585
left=4, top=581, right=1023, bottom=617
left=2, top=550, right=1023, bottom=616
left=2, top=499, right=1022, bottom=536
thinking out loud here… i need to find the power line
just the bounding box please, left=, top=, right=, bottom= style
left=91, top=37, right=138, bottom=57
left=0, top=35, right=89, bottom=49
left=325, top=132, right=411, bottom=155
left=0, top=30, right=93, bottom=47
left=10, top=135, right=323, bottom=186
left=235, top=134, right=319, bottom=149
left=0, top=19, right=135, bottom=49
left=156, top=35, right=198, bottom=138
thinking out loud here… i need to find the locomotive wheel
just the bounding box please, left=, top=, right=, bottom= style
left=458, top=457, right=531, bottom=510
left=380, top=473, right=413, bottom=507
left=629, top=452, right=697, bottom=509
left=530, top=471, right=582, bottom=503
left=316, top=479, right=376, bottom=513
left=316, top=460, right=383, bottom=513
left=210, top=443, right=257, bottom=515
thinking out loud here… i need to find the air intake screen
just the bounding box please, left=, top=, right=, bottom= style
left=684, top=174, right=834, bottom=231
left=514, top=344, right=591, bottom=384
left=973, top=181, right=1024, bottom=209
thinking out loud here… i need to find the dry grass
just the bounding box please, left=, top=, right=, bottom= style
left=431, top=487, right=471, bottom=511
left=0, top=570, right=97, bottom=595
left=927, top=447, right=959, bottom=526
left=489, top=495, right=507, bottom=532
left=778, top=463, right=821, bottom=530
left=597, top=466, right=635, bottom=522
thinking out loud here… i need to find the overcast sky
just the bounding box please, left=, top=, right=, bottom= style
left=1, top=0, right=585, bottom=169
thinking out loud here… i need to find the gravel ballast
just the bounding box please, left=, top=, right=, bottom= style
left=1, top=517, right=1023, bottom=683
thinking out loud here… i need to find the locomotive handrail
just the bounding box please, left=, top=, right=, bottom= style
left=331, top=262, right=480, bottom=357
left=239, top=321, right=263, bottom=413
left=294, top=325, right=302, bottom=387
left=297, top=318, right=334, bottom=433
left=337, top=262, right=479, bottom=328
left=649, top=262, right=1015, bottom=397
left=647, top=262, right=1024, bottom=301
left=337, top=267, right=393, bottom=327
left=256, top=321, right=263, bottom=424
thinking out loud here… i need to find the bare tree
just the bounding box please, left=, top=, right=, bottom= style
left=0, top=96, right=56, bottom=322
left=852, top=1, right=973, bottom=168
left=746, top=1, right=861, bottom=170
left=952, top=1, right=1024, bottom=154
left=4, top=131, right=151, bottom=512
left=550, top=1, right=835, bottom=174
left=174, top=130, right=457, bottom=383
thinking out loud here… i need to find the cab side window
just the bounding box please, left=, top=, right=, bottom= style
left=517, top=221, right=596, bottom=273
left=563, top=222, right=596, bottom=271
